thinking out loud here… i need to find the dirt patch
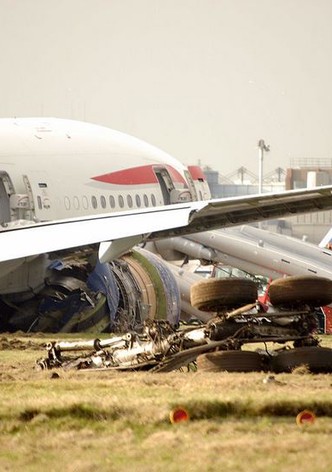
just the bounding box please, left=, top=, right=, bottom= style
left=0, top=336, right=44, bottom=350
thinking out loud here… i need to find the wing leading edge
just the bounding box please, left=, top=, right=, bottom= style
left=0, top=185, right=332, bottom=262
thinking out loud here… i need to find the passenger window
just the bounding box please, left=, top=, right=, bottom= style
left=91, top=196, right=97, bottom=209
left=118, top=195, right=124, bottom=208
left=73, top=196, right=80, bottom=210
left=37, top=195, right=43, bottom=210
left=127, top=195, right=133, bottom=208
left=151, top=194, right=156, bottom=207
left=64, top=196, right=71, bottom=210
left=143, top=194, right=149, bottom=207
left=82, top=196, right=89, bottom=210
left=100, top=195, right=106, bottom=209
left=135, top=194, right=141, bottom=207
left=109, top=195, right=115, bottom=208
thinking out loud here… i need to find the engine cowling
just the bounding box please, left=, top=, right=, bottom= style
left=2, top=247, right=181, bottom=333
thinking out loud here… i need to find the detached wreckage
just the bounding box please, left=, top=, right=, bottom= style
left=37, top=275, right=332, bottom=374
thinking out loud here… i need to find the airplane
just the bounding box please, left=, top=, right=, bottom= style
left=1, top=117, right=332, bottom=333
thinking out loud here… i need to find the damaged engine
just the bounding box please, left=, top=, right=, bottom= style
left=1, top=247, right=180, bottom=334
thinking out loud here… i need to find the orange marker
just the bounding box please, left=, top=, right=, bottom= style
left=169, top=407, right=190, bottom=424
left=296, top=410, right=316, bottom=426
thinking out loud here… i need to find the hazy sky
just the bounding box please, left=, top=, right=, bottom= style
left=1, top=0, right=332, bottom=177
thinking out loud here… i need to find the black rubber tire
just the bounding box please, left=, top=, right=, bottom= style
left=269, top=276, right=332, bottom=307
left=196, top=350, right=264, bottom=372
left=190, top=278, right=258, bottom=312
left=271, top=346, right=332, bottom=373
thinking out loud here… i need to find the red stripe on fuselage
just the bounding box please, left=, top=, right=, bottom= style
left=92, top=165, right=187, bottom=185
left=187, top=165, right=207, bottom=181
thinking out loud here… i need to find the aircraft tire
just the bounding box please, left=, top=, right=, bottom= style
left=190, top=278, right=257, bottom=312
left=196, top=350, right=264, bottom=372
left=269, top=276, right=332, bottom=307
left=271, top=346, right=332, bottom=373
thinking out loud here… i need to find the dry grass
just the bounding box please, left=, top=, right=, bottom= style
left=0, top=334, right=332, bottom=471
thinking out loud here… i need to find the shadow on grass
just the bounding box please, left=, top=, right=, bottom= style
left=170, top=399, right=332, bottom=420
left=19, top=403, right=132, bottom=422
left=9, top=398, right=332, bottom=426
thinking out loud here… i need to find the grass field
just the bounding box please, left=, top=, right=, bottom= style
left=1, top=334, right=332, bottom=471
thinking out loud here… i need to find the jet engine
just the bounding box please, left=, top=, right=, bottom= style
left=1, top=248, right=181, bottom=333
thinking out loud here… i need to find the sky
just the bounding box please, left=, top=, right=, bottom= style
left=1, top=0, right=332, bottom=177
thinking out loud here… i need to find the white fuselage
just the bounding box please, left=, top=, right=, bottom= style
left=0, top=118, right=210, bottom=226
left=0, top=118, right=211, bottom=295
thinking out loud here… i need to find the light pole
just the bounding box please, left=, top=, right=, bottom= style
left=258, top=139, right=270, bottom=194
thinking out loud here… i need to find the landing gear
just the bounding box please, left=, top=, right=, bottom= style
left=196, top=350, right=264, bottom=372
left=271, top=346, right=332, bottom=373
left=269, top=276, right=332, bottom=307
left=190, top=278, right=257, bottom=312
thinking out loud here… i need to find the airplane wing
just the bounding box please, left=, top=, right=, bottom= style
left=150, top=185, right=332, bottom=238
left=0, top=203, right=198, bottom=263
left=1, top=185, right=332, bottom=263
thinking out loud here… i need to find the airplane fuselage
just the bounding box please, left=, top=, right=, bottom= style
left=0, top=118, right=210, bottom=226
left=0, top=118, right=211, bottom=302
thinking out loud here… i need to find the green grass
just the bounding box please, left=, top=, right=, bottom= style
left=0, top=334, right=332, bottom=471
